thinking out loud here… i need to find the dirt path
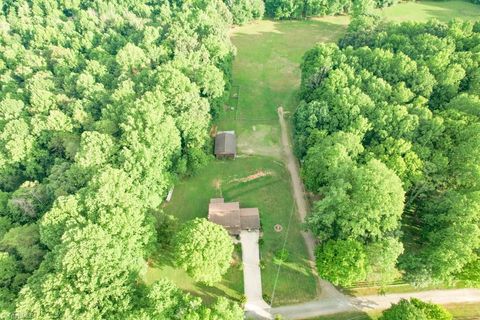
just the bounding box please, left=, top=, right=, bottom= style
left=266, top=107, right=480, bottom=320
left=277, top=107, right=346, bottom=300
left=271, top=288, right=480, bottom=319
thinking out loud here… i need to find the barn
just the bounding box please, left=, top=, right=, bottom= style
left=215, top=131, right=236, bottom=159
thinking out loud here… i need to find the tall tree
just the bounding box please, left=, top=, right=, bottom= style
left=307, top=159, right=405, bottom=242
left=173, top=218, right=234, bottom=285
left=315, top=239, right=367, bottom=286
left=380, top=298, right=452, bottom=320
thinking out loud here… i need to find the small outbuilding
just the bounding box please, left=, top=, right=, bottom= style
left=215, top=131, right=236, bottom=159
left=208, top=198, right=260, bottom=236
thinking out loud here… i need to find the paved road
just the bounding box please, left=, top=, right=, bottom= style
left=271, top=297, right=354, bottom=319
left=240, top=231, right=271, bottom=319
left=271, top=288, right=480, bottom=319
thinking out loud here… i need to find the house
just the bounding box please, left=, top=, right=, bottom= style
left=215, top=131, right=236, bottom=159
left=208, top=198, right=260, bottom=235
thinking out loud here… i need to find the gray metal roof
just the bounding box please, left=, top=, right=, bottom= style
left=215, top=131, right=236, bottom=156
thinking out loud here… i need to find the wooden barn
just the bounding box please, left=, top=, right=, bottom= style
left=215, top=131, right=236, bottom=159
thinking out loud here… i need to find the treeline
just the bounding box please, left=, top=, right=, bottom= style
left=295, top=17, right=480, bottom=287
left=264, top=0, right=408, bottom=19
left=224, top=0, right=265, bottom=24
left=264, top=0, right=480, bottom=20
left=0, top=0, right=243, bottom=318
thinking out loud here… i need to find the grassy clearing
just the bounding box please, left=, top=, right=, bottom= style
left=146, top=156, right=317, bottom=305
left=227, top=16, right=349, bottom=122
left=377, top=0, right=480, bottom=23
left=220, top=15, right=353, bottom=305
left=146, top=16, right=349, bottom=306
left=147, top=0, right=480, bottom=308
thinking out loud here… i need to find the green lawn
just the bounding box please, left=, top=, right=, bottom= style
left=377, top=0, right=480, bottom=22
left=445, top=303, right=480, bottom=319
left=226, top=16, right=349, bottom=122
left=344, top=280, right=474, bottom=297
left=146, top=156, right=317, bottom=306
left=144, top=244, right=244, bottom=304
left=308, top=303, right=480, bottom=319
left=145, top=15, right=350, bottom=306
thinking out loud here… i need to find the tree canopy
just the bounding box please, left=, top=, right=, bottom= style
left=173, top=218, right=234, bottom=285
left=297, top=17, right=480, bottom=286
left=379, top=298, right=452, bottom=320
left=0, top=0, right=243, bottom=316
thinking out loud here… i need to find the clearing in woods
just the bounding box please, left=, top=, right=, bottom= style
left=146, top=0, right=480, bottom=308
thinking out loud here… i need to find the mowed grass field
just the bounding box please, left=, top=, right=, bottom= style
left=146, top=0, right=480, bottom=308
left=146, top=156, right=317, bottom=306
left=377, top=0, right=480, bottom=22
left=309, top=302, right=480, bottom=319
left=226, top=16, right=349, bottom=122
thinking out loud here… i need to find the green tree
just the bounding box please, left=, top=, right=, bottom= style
left=173, top=218, right=234, bottom=285
left=75, top=131, right=115, bottom=169
left=307, top=159, right=405, bottom=242
left=298, top=17, right=480, bottom=286
left=301, top=131, right=363, bottom=192
left=138, top=279, right=205, bottom=319
left=15, top=224, right=139, bottom=320
left=315, top=239, right=367, bottom=286
left=224, top=0, right=264, bottom=24
left=365, top=238, right=404, bottom=287
left=0, top=251, right=17, bottom=287
left=0, top=1, right=237, bottom=313
left=208, top=297, right=244, bottom=319
left=380, top=298, right=452, bottom=320
left=39, top=195, right=86, bottom=249
left=0, top=224, right=45, bottom=273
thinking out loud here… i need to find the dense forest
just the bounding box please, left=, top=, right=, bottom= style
left=264, top=0, right=378, bottom=19
left=295, top=16, right=480, bottom=287
left=0, top=0, right=248, bottom=318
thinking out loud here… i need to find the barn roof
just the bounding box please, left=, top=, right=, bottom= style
left=215, top=131, right=236, bottom=156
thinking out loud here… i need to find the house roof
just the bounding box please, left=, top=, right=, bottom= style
left=215, top=131, right=236, bottom=156
left=208, top=198, right=260, bottom=235
left=208, top=200, right=241, bottom=235
left=240, top=208, right=260, bottom=230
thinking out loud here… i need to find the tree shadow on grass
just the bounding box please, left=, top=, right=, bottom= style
left=413, top=1, right=480, bottom=22
left=148, top=247, right=175, bottom=269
